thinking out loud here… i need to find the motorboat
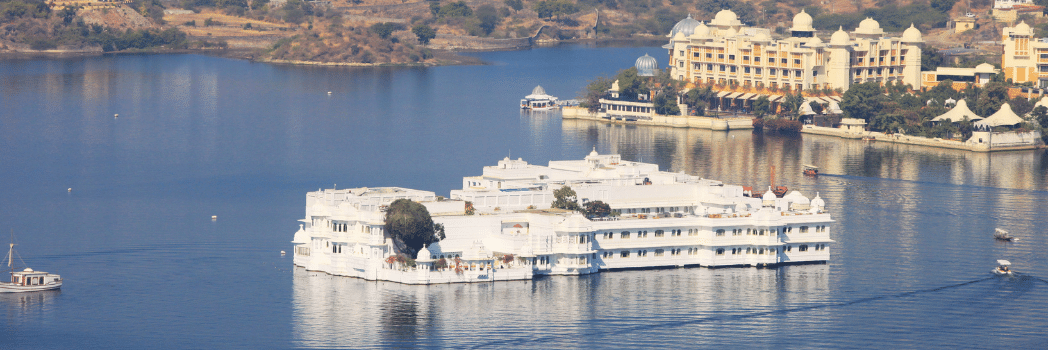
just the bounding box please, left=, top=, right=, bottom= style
left=992, top=260, right=1013, bottom=276
left=803, top=164, right=819, bottom=176
left=1, top=235, right=62, bottom=293
left=993, top=228, right=1014, bottom=241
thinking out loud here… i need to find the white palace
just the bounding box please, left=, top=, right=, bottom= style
left=292, top=151, right=833, bottom=284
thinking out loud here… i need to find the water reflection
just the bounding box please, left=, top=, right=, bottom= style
left=0, top=290, right=60, bottom=323
left=291, top=265, right=829, bottom=348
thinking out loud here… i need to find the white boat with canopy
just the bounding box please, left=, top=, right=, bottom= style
left=993, top=260, right=1012, bottom=276
left=1, top=234, right=62, bottom=293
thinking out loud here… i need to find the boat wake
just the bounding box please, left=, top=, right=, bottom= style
left=469, top=276, right=999, bottom=349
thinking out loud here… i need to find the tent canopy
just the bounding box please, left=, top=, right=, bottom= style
left=931, top=99, right=982, bottom=123
left=975, top=102, right=1024, bottom=128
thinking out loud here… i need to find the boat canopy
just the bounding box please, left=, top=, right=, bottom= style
left=997, top=260, right=1011, bottom=266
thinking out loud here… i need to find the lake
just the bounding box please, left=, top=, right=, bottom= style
left=2, top=46, right=1047, bottom=349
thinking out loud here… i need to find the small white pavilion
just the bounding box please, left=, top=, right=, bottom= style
left=975, top=103, right=1025, bottom=128
left=931, top=99, right=982, bottom=123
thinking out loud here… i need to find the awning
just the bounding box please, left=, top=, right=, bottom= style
left=739, top=93, right=756, bottom=100
left=716, top=91, right=732, bottom=98
left=726, top=92, right=744, bottom=99
left=767, top=95, right=783, bottom=102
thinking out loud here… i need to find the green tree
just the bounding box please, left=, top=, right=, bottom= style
left=841, top=82, right=887, bottom=122
left=1009, top=96, right=1034, bottom=117
left=752, top=95, right=771, bottom=118
left=505, top=0, right=524, bottom=12
left=1032, top=106, right=1048, bottom=127
left=412, top=24, right=436, bottom=45
left=438, top=1, right=473, bottom=17
left=370, top=22, right=405, bottom=39
left=384, top=199, right=443, bottom=258
left=475, top=4, right=500, bottom=35
left=583, top=200, right=611, bottom=218
left=653, top=91, right=679, bottom=115
left=974, top=82, right=1010, bottom=117
left=551, top=185, right=581, bottom=211
left=579, top=76, right=612, bottom=112
left=930, top=0, right=956, bottom=12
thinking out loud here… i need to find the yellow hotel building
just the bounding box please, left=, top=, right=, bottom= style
left=666, top=10, right=924, bottom=93
left=1000, top=21, right=1048, bottom=86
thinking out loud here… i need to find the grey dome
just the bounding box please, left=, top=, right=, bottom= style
left=635, top=54, right=658, bottom=77
left=669, top=14, right=701, bottom=37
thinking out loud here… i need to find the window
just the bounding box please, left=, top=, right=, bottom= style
left=694, top=52, right=701, bottom=58
left=689, top=229, right=698, bottom=236
left=718, top=54, right=724, bottom=59
left=795, top=70, right=801, bottom=77
left=730, top=66, right=737, bottom=73
left=716, top=248, right=724, bottom=255
left=799, top=245, right=809, bottom=252
left=720, top=65, right=726, bottom=71
left=744, top=67, right=751, bottom=73
left=706, top=53, right=713, bottom=58
left=716, top=229, right=725, bottom=236
left=770, top=68, right=777, bottom=76
left=755, top=57, right=761, bottom=62
left=621, top=231, right=631, bottom=239
left=638, top=231, right=648, bottom=238
left=781, top=58, right=787, bottom=64
left=655, top=249, right=665, bottom=256
left=679, top=61, right=684, bottom=67
left=679, top=50, right=684, bottom=57
left=755, top=68, right=762, bottom=74
left=794, top=59, right=800, bottom=65
left=673, top=229, right=682, bottom=237
left=800, top=226, right=809, bottom=233
left=743, top=55, right=749, bottom=61
left=729, top=54, right=736, bottom=60
left=621, top=250, right=630, bottom=258
left=707, top=64, right=713, bottom=70
left=655, top=230, right=665, bottom=237
left=638, top=250, right=648, bottom=257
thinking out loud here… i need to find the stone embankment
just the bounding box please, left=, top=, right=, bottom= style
left=800, top=125, right=1043, bottom=152
left=562, top=106, right=754, bottom=130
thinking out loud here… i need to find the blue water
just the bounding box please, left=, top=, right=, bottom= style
left=2, top=46, right=1048, bottom=349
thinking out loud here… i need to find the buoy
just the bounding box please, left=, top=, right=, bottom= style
left=212, top=215, right=217, bottom=220
left=280, top=250, right=286, bottom=255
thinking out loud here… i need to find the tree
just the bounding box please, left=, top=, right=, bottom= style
left=412, top=24, right=436, bottom=45
left=930, top=0, right=956, bottom=12
left=1033, top=106, right=1048, bottom=127
left=974, top=82, right=1010, bottom=117
left=370, top=22, right=404, bottom=39
left=653, top=91, right=679, bottom=115
left=752, top=96, right=771, bottom=118
left=505, top=0, right=523, bottom=12
left=841, top=82, right=887, bottom=123
left=475, top=5, right=500, bottom=35
left=550, top=185, right=581, bottom=211
left=583, top=200, right=611, bottom=218
left=384, top=199, right=443, bottom=258
left=579, top=76, right=612, bottom=112
left=437, top=1, right=473, bottom=17
left=1009, top=96, right=1034, bottom=117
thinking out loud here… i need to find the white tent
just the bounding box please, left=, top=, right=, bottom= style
left=931, top=99, right=982, bottom=123
left=974, top=103, right=1025, bottom=128
left=798, top=101, right=816, bottom=115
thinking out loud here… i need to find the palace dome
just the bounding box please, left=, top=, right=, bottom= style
left=975, top=63, right=996, bottom=74
left=830, top=27, right=850, bottom=46
left=901, top=24, right=923, bottom=43
left=669, top=14, right=702, bottom=37
left=724, top=27, right=738, bottom=37
left=635, top=54, right=658, bottom=77
left=710, top=9, right=742, bottom=27
left=1014, top=21, right=1032, bottom=36
left=855, top=17, right=884, bottom=36
left=806, top=36, right=823, bottom=47
left=790, top=10, right=814, bottom=32
left=689, top=22, right=710, bottom=39
left=531, top=85, right=546, bottom=96
left=752, top=32, right=771, bottom=42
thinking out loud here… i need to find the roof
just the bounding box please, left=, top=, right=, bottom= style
left=975, top=103, right=1025, bottom=127
left=931, top=99, right=983, bottom=122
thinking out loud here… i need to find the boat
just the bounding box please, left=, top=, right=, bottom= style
left=1, top=235, right=62, bottom=293
left=993, top=228, right=1014, bottom=241
left=993, top=260, right=1013, bottom=276
left=803, top=164, right=819, bottom=176
left=861, top=136, right=876, bottom=141
left=520, top=85, right=560, bottom=111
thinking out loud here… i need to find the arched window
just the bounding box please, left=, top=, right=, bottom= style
left=716, top=248, right=725, bottom=255
left=799, top=245, right=809, bottom=251
left=716, top=229, right=725, bottom=236
left=655, top=230, right=665, bottom=237
left=621, top=231, right=630, bottom=239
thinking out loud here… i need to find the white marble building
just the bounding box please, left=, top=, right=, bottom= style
left=292, top=151, right=834, bottom=284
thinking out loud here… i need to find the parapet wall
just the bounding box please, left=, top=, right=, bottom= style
left=427, top=34, right=532, bottom=51
left=562, top=106, right=754, bottom=130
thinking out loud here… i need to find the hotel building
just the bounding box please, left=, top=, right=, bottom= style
left=666, top=10, right=924, bottom=93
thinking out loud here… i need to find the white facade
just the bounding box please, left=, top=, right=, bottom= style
left=292, top=152, right=834, bottom=284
